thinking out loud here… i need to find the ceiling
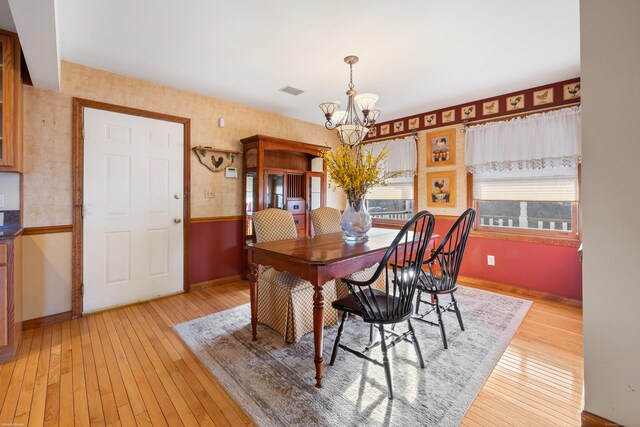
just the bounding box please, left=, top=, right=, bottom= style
left=0, top=0, right=16, bottom=32
left=45, top=1, right=581, bottom=124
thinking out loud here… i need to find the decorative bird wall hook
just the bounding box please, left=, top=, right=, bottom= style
left=192, top=146, right=241, bottom=173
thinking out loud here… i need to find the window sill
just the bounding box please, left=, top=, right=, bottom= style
left=470, top=228, right=581, bottom=247
left=372, top=218, right=407, bottom=230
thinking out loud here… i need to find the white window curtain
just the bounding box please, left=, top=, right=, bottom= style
left=465, top=106, right=581, bottom=174
left=366, top=135, right=417, bottom=177
left=366, top=135, right=416, bottom=200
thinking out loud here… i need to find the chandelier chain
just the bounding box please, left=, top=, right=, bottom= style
left=349, top=63, right=354, bottom=90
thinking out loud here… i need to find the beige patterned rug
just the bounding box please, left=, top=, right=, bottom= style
left=174, top=286, right=532, bottom=427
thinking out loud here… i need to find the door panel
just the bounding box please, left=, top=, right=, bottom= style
left=147, top=228, right=169, bottom=277
left=106, top=155, right=131, bottom=215
left=83, top=107, right=184, bottom=313
left=105, top=231, right=131, bottom=284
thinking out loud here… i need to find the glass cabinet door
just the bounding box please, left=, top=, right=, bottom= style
left=265, top=172, right=285, bottom=209
left=308, top=175, right=322, bottom=211
left=245, top=171, right=257, bottom=237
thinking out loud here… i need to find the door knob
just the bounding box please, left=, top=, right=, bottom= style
left=174, top=217, right=182, bottom=224
left=174, top=193, right=182, bottom=199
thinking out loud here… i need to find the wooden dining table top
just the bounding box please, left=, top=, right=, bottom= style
left=246, top=228, right=432, bottom=265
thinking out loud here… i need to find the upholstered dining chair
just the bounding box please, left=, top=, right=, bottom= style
left=310, top=207, right=384, bottom=300
left=414, top=208, right=476, bottom=349
left=310, top=206, right=342, bottom=235
left=252, top=208, right=339, bottom=343
left=329, top=211, right=435, bottom=399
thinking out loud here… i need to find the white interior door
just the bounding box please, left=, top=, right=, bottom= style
left=83, top=107, right=184, bottom=313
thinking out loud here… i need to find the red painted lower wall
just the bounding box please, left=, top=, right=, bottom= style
left=189, top=218, right=583, bottom=300
left=434, top=219, right=583, bottom=300
left=190, top=220, right=243, bottom=284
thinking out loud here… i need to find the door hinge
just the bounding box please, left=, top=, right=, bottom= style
left=82, top=127, right=85, bottom=139
left=81, top=283, right=84, bottom=295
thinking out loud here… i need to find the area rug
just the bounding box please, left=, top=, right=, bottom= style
left=174, top=286, right=532, bottom=427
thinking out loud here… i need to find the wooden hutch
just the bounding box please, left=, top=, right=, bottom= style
left=241, top=134, right=327, bottom=246
left=0, top=29, right=23, bottom=361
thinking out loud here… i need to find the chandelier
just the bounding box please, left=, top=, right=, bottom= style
left=319, top=55, right=380, bottom=147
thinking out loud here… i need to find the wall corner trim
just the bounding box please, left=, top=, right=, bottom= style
left=581, top=410, right=621, bottom=427
left=458, top=275, right=583, bottom=307
left=23, top=225, right=73, bottom=235
left=22, top=311, right=73, bottom=330
left=191, top=274, right=244, bottom=290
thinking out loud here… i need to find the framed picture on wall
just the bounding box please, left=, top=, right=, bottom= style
left=427, top=128, right=456, bottom=167
left=427, top=170, right=456, bottom=208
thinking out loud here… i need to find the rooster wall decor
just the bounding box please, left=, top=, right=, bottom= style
left=509, top=96, right=523, bottom=109
left=192, top=146, right=241, bottom=173
left=565, top=83, right=581, bottom=99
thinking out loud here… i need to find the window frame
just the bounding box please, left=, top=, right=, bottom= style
left=467, top=169, right=582, bottom=247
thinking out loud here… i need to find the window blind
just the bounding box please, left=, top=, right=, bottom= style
left=368, top=180, right=414, bottom=200
left=473, top=167, right=578, bottom=201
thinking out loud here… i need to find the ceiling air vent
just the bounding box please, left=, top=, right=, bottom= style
left=280, top=86, right=305, bottom=96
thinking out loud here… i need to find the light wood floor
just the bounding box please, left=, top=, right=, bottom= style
left=0, top=281, right=583, bottom=426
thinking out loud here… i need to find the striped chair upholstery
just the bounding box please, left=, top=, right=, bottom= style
left=252, top=209, right=338, bottom=343
left=310, top=207, right=342, bottom=235
left=310, top=207, right=385, bottom=299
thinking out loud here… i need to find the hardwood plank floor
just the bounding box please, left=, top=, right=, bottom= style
left=0, top=281, right=583, bottom=426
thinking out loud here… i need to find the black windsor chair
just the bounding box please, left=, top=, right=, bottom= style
left=329, top=211, right=435, bottom=399
left=414, top=208, right=476, bottom=349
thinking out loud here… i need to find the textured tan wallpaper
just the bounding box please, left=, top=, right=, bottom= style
left=417, top=124, right=467, bottom=216
left=23, top=61, right=341, bottom=227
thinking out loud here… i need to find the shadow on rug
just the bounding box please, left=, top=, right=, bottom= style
left=174, top=286, right=532, bottom=427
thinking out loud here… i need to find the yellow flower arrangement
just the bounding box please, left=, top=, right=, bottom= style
left=320, top=143, right=402, bottom=210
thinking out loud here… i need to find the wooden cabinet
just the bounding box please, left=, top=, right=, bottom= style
left=0, top=235, right=22, bottom=361
left=241, top=134, right=327, bottom=246
left=0, top=30, right=23, bottom=171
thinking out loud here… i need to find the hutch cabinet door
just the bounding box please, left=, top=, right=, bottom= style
left=0, top=34, right=18, bottom=168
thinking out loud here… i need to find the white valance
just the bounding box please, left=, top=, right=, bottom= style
left=465, top=106, right=581, bottom=174
left=366, top=135, right=417, bottom=177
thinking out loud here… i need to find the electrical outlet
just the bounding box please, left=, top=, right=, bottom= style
left=204, top=188, right=215, bottom=199
left=487, top=255, right=495, bottom=266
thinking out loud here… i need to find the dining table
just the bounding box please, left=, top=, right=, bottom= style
left=245, top=227, right=438, bottom=388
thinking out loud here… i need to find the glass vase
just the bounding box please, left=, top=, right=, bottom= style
left=341, top=195, right=372, bottom=243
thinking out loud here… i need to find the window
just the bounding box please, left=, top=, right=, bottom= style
left=466, top=106, right=581, bottom=240
left=364, top=135, right=417, bottom=223
left=471, top=166, right=579, bottom=235
left=367, top=176, right=414, bottom=221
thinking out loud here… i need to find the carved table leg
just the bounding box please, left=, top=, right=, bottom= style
left=313, top=283, right=325, bottom=388
left=249, top=261, right=259, bottom=341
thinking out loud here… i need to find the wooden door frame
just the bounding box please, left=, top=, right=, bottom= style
left=72, top=98, right=192, bottom=319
